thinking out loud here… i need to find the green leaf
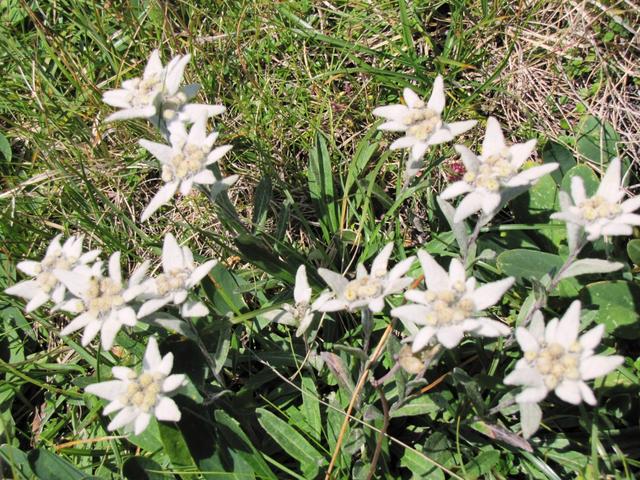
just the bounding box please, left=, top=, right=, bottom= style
left=390, top=396, right=440, bottom=418
left=234, top=234, right=295, bottom=284
left=0, top=445, right=34, bottom=479
left=301, top=377, right=322, bottom=439
left=256, top=408, right=324, bottom=478
left=308, top=132, right=339, bottom=242
left=252, top=175, right=272, bottom=232
left=582, top=281, right=640, bottom=339
left=27, top=449, right=95, bottom=480
left=157, top=422, right=199, bottom=473
left=560, top=165, right=599, bottom=197
left=497, top=249, right=563, bottom=281
left=463, top=449, right=500, bottom=479
left=202, top=263, right=248, bottom=316
left=542, top=141, right=575, bottom=184
left=627, top=239, right=640, bottom=265
left=214, top=410, right=276, bottom=480
left=0, top=132, right=11, bottom=163
left=559, top=259, right=623, bottom=279
left=575, top=115, right=620, bottom=164
left=123, top=456, right=174, bottom=480
left=400, top=447, right=444, bottom=480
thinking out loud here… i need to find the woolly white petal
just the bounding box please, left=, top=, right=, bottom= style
left=187, top=260, right=217, bottom=288
left=371, top=243, right=394, bottom=277
left=102, top=89, right=132, bottom=109
left=515, top=327, right=540, bottom=352
left=508, top=139, right=537, bottom=168
left=440, top=181, right=472, bottom=200
left=105, top=106, right=156, bottom=122
left=481, top=117, right=505, bottom=158
left=453, top=191, right=484, bottom=223
left=621, top=195, right=640, bottom=213
left=181, top=301, right=209, bottom=317
left=425, top=128, right=454, bottom=146
left=412, top=326, right=436, bottom=352
left=16, top=261, right=40, bottom=276
left=403, top=88, right=423, bottom=109
left=506, top=164, right=558, bottom=187
left=426, top=75, right=445, bottom=114
left=447, top=120, right=477, bottom=137
left=516, top=387, right=548, bottom=404
left=471, top=277, right=514, bottom=310
left=85, top=380, right=124, bottom=401
left=555, top=380, right=582, bottom=404
left=600, top=223, right=632, bottom=237
left=108, top=407, right=138, bottom=431
left=206, top=145, right=233, bottom=166
left=578, top=381, right=597, bottom=406
left=390, top=136, right=416, bottom=150
left=143, top=337, right=163, bottom=370
left=579, top=324, right=605, bottom=351
left=377, top=121, right=407, bottom=132
left=60, top=314, right=94, bottom=336
left=293, top=265, right=311, bottom=304
left=138, top=140, right=175, bottom=165
left=417, top=250, right=449, bottom=291
left=134, top=413, right=152, bottom=435
left=141, top=181, right=179, bottom=222
left=138, top=297, right=172, bottom=318
left=473, top=317, right=510, bottom=337
left=162, top=233, right=184, bottom=273
left=436, top=326, right=465, bottom=348
left=5, top=280, right=41, bottom=300
left=192, top=169, right=216, bottom=185
left=411, top=141, right=429, bottom=160
left=81, top=320, right=102, bottom=346
left=163, top=374, right=187, bottom=393
left=100, top=318, right=122, bottom=350
left=580, top=355, right=623, bottom=380
left=25, top=293, right=50, bottom=313
left=555, top=300, right=581, bottom=348
left=318, top=268, right=348, bottom=293
left=368, top=297, right=385, bottom=313
left=155, top=397, right=181, bottom=422
left=372, top=104, right=409, bottom=120
left=597, top=157, right=621, bottom=200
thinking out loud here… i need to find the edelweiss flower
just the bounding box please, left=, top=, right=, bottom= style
left=504, top=301, right=623, bottom=405
left=551, top=158, right=640, bottom=241
left=55, top=252, right=148, bottom=349
left=103, top=49, right=224, bottom=125
left=138, top=233, right=216, bottom=319
left=440, top=117, right=558, bottom=223
left=138, top=115, right=238, bottom=221
left=5, top=234, right=100, bottom=312
left=373, top=75, right=476, bottom=177
left=392, top=251, right=513, bottom=351
left=313, top=243, right=415, bottom=313
left=264, top=265, right=315, bottom=337
left=85, top=337, right=186, bottom=435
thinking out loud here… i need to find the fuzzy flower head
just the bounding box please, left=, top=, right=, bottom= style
left=138, top=233, right=216, bottom=319
left=55, top=252, right=148, bottom=349
left=504, top=301, right=623, bottom=406
left=5, top=234, right=100, bottom=312
left=103, top=49, right=224, bottom=126
left=551, top=158, right=640, bottom=241
left=85, top=337, right=186, bottom=435
left=265, top=265, right=315, bottom=337
left=138, top=116, right=238, bottom=221
left=392, top=251, right=513, bottom=351
left=313, top=243, right=415, bottom=313
left=373, top=75, right=476, bottom=176
left=440, top=117, right=558, bottom=223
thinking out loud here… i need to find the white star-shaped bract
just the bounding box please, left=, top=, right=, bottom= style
left=264, top=265, right=315, bottom=337
left=55, top=252, right=148, bottom=350
left=103, top=49, right=224, bottom=126
left=392, top=251, right=513, bottom=351
left=138, top=115, right=238, bottom=221
left=373, top=75, right=477, bottom=178
left=5, top=234, right=100, bottom=313
left=504, top=301, right=623, bottom=406
left=313, top=243, right=415, bottom=313
left=551, top=157, right=640, bottom=241
left=440, top=117, right=558, bottom=223
left=85, top=337, right=187, bottom=435
left=137, top=233, right=216, bottom=319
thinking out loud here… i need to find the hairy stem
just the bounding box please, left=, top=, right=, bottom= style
left=366, top=385, right=390, bottom=480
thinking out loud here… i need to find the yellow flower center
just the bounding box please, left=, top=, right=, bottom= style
left=465, top=149, right=515, bottom=192
left=35, top=250, right=77, bottom=293
left=155, top=269, right=189, bottom=295
left=118, top=372, right=164, bottom=413
left=404, top=108, right=442, bottom=141
left=423, top=288, right=475, bottom=327
left=85, top=277, right=124, bottom=316
left=526, top=341, right=582, bottom=390
left=343, top=276, right=383, bottom=302
left=162, top=143, right=209, bottom=182
left=578, top=195, right=622, bottom=222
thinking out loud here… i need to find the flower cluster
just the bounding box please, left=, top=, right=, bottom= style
left=5, top=51, right=635, bottom=449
